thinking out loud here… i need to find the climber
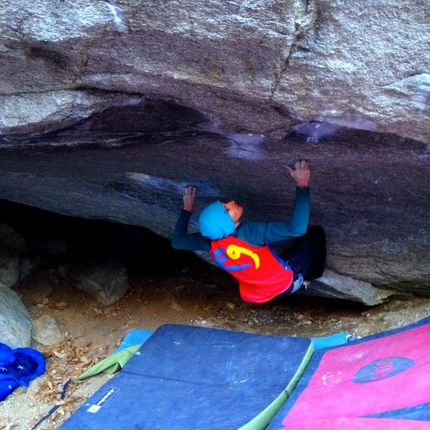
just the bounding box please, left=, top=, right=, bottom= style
left=171, top=160, right=326, bottom=304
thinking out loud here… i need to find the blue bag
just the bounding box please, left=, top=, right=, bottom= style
left=0, top=343, right=46, bottom=401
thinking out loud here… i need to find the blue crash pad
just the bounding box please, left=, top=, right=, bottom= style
left=60, top=324, right=313, bottom=430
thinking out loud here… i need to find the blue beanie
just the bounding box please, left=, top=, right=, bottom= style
left=199, top=201, right=235, bottom=240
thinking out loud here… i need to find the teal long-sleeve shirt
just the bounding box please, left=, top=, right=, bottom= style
left=171, top=187, right=310, bottom=252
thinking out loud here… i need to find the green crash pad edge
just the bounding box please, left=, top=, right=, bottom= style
left=238, top=341, right=315, bottom=430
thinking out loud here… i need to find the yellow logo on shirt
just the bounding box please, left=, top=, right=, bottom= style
left=226, top=244, right=260, bottom=269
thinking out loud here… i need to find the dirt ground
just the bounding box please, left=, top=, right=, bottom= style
left=1, top=231, right=430, bottom=429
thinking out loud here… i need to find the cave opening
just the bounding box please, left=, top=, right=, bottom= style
left=0, top=197, right=216, bottom=285
left=0, top=196, right=373, bottom=320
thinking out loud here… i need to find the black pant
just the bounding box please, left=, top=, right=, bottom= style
left=280, top=226, right=326, bottom=283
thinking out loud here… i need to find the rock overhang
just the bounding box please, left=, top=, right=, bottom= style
left=0, top=0, right=429, bottom=304
left=0, top=100, right=429, bottom=304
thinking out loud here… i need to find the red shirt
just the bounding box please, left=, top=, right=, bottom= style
left=210, top=236, right=294, bottom=303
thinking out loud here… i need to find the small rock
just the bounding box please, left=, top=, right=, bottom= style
left=18, top=270, right=56, bottom=304
left=67, top=259, right=130, bottom=307
left=32, top=315, right=64, bottom=346
left=0, top=222, right=27, bottom=252
left=0, top=248, right=20, bottom=288
left=226, top=302, right=235, bottom=310
left=18, top=256, right=39, bottom=283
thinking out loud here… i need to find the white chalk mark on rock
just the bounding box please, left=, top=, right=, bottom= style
left=225, top=133, right=267, bottom=161
left=105, top=1, right=128, bottom=32
left=125, top=173, right=219, bottom=197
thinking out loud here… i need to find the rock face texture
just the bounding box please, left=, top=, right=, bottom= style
left=0, top=1, right=429, bottom=303
left=1, top=0, right=429, bottom=141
